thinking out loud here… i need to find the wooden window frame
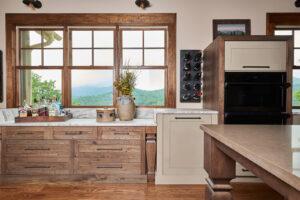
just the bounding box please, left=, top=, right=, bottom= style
left=6, top=13, right=176, bottom=108
left=266, top=13, right=300, bottom=109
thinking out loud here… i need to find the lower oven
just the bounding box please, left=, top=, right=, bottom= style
left=224, top=72, right=290, bottom=124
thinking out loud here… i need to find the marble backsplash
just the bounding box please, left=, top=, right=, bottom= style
left=0, top=108, right=154, bottom=122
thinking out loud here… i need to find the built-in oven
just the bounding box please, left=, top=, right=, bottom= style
left=224, top=72, right=290, bottom=124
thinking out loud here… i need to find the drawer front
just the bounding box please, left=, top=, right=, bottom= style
left=77, top=152, right=140, bottom=163
left=100, top=127, right=144, bottom=140
left=79, top=143, right=140, bottom=153
left=167, top=114, right=212, bottom=124
left=4, top=127, right=49, bottom=140
left=75, top=160, right=141, bottom=175
left=5, top=157, right=72, bottom=175
left=4, top=140, right=72, bottom=157
left=53, top=127, right=97, bottom=140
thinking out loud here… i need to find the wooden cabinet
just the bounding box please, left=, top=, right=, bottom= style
left=156, top=114, right=218, bottom=184
left=0, top=126, right=156, bottom=183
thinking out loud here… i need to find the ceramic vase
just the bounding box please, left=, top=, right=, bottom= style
left=116, top=95, right=136, bottom=121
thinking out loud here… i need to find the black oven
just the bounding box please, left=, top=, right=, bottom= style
left=224, top=72, right=290, bottom=124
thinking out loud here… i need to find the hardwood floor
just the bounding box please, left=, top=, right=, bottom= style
left=0, top=182, right=283, bottom=200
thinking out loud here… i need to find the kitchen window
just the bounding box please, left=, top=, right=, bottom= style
left=274, top=29, right=300, bottom=107
left=7, top=14, right=176, bottom=108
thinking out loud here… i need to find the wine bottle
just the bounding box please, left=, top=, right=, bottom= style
left=194, top=62, right=201, bottom=71
left=184, top=52, right=191, bottom=61
left=183, top=62, right=191, bottom=71
left=194, top=51, right=202, bottom=62
left=183, top=83, right=191, bottom=91
left=194, top=72, right=201, bottom=81
left=193, top=83, right=201, bottom=91
left=183, top=72, right=191, bottom=81
left=182, top=94, right=190, bottom=101
left=192, top=93, right=201, bottom=100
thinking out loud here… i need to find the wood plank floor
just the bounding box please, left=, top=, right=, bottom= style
left=0, top=182, right=283, bottom=200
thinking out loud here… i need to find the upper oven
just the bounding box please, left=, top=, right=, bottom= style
left=224, top=72, right=290, bottom=124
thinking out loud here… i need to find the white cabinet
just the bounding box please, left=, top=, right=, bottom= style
left=225, top=41, right=287, bottom=72
left=155, top=113, right=218, bottom=184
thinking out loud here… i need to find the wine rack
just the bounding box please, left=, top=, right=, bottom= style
left=180, top=50, right=202, bottom=103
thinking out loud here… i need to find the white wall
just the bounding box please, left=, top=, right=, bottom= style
left=0, top=0, right=299, bottom=108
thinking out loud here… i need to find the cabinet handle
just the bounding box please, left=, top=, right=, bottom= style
left=24, top=166, right=51, bottom=169
left=114, top=132, right=129, bottom=136
left=242, top=168, right=249, bottom=172
left=24, top=148, right=50, bottom=151
left=174, top=117, right=202, bottom=120
left=96, top=148, right=123, bottom=151
left=242, top=66, right=270, bottom=69
left=65, top=131, right=82, bottom=135
left=17, top=132, right=33, bottom=135
left=96, top=165, right=123, bottom=169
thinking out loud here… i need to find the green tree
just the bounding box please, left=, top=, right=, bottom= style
left=31, top=72, right=61, bottom=104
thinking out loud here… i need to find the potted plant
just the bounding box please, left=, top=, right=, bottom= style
left=113, top=70, right=137, bottom=121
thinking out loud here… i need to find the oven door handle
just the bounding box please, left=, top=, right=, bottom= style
left=281, top=83, right=291, bottom=89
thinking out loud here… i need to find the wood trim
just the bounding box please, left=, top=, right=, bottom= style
left=6, top=13, right=176, bottom=108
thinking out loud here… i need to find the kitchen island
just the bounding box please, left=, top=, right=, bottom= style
left=200, top=125, right=300, bottom=200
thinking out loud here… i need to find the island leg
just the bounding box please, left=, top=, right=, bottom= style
left=204, top=133, right=236, bottom=200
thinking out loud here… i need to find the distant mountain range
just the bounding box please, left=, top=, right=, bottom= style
left=71, top=86, right=164, bottom=106
left=72, top=86, right=113, bottom=98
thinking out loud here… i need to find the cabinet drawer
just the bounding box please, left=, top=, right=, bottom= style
left=5, top=157, right=72, bottom=175
left=3, top=127, right=50, bottom=140
left=75, top=160, right=141, bottom=175
left=100, top=127, right=144, bottom=140
left=167, top=114, right=212, bottom=124
left=53, top=127, right=97, bottom=140
left=4, top=140, right=72, bottom=157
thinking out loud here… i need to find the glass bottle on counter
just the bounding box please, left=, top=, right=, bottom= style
left=19, top=99, right=31, bottom=117
left=31, top=99, right=39, bottom=117
left=49, top=98, right=59, bottom=117
left=39, top=97, right=48, bottom=116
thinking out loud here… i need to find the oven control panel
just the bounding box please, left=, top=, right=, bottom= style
left=180, top=50, right=202, bottom=103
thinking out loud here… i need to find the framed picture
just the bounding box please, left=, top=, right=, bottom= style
left=213, top=19, right=251, bottom=40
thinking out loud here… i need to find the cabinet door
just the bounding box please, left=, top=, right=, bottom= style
left=162, top=114, right=211, bottom=175
left=225, top=41, right=286, bottom=72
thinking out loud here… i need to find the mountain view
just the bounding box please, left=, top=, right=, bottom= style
left=71, top=86, right=164, bottom=106
left=293, top=77, right=300, bottom=106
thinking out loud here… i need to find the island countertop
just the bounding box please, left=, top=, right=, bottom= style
left=200, top=125, right=300, bottom=192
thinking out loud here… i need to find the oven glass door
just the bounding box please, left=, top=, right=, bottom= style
left=224, top=83, right=286, bottom=113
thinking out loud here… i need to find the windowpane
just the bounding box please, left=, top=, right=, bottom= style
left=293, top=70, right=300, bottom=106
left=94, top=31, right=114, bottom=48
left=94, top=50, right=114, bottom=66
left=123, top=49, right=143, bottom=66
left=144, top=49, right=165, bottom=66
left=21, top=49, right=41, bottom=66
left=295, top=31, right=300, bottom=48
left=72, top=31, right=92, bottom=48
left=21, top=30, right=41, bottom=48
left=123, top=31, right=143, bottom=48
left=71, top=70, right=113, bottom=106
left=130, top=69, right=165, bottom=106
left=72, top=50, right=92, bottom=66
left=274, top=30, right=292, bottom=36
left=295, top=49, right=300, bottom=66
left=43, top=31, right=63, bottom=48
left=20, top=69, right=62, bottom=105
left=44, top=50, right=63, bottom=66
left=144, top=30, right=165, bottom=47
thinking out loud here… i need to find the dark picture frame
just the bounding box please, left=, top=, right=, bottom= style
left=213, top=19, right=251, bottom=40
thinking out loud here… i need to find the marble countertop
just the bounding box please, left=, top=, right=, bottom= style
left=154, top=108, right=218, bottom=115
left=0, top=118, right=157, bottom=127
left=200, top=124, right=300, bottom=191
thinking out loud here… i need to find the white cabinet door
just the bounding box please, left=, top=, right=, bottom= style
left=156, top=114, right=217, bottom=184
left=225, top=41, right=287, bottom=72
